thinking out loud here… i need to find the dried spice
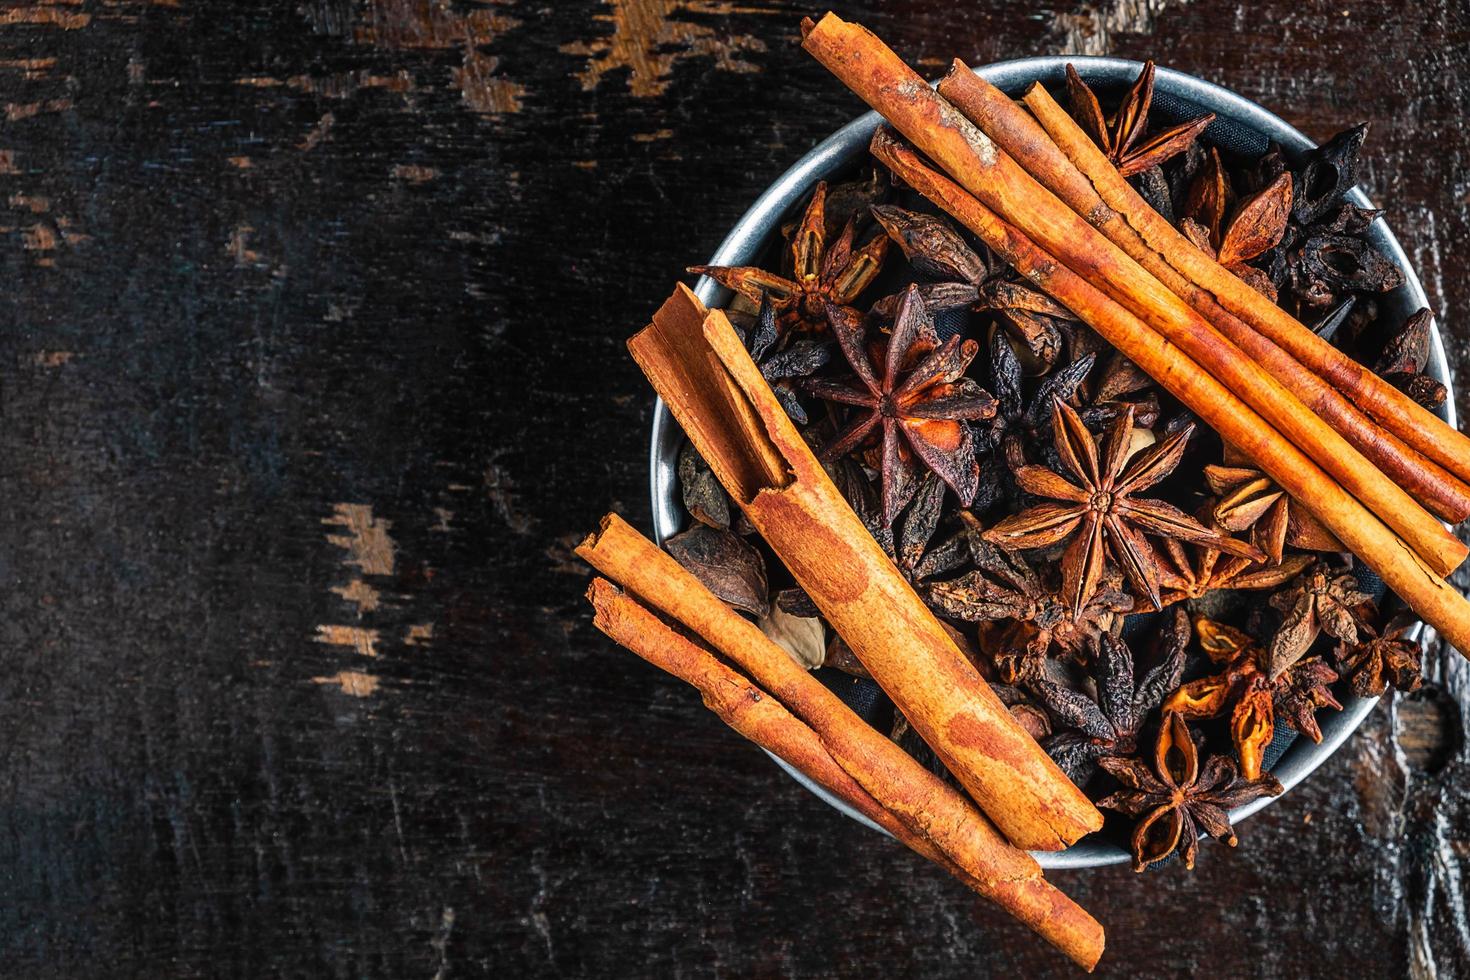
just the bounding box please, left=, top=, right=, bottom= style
left=1334, top=612, right=1424, bottom=697
left=1156, top=530, right=1310, bottom=607
left=757, top=604, right=826, bottom=670
left=1081, top=350, right=1159, bottom=429
left=893, top=472, right=950, bottom=580
left=925, top=528, right=1133, bottom=685
left=808, top=285, right=996, bottom=523
left=1036, top=608, right=1190, bottom=785
left=1375, top=308, right=1447, bottom=410
left=665, top=524, right=769, bottom=618
left=1184, top=147, right=1231, bottom=249
left=668, top=70, right=1434, bottom=871
left=1291, top=124, right=1366, bottom=226
left=1182, top=171, right=1291, bottom=301
left=1267, top=560, right=1373, bottom=678
left=1204, top=461, right=1343, bottom=564
left=985, top=400, right=1259, bottom=614
left=1064, top=62, right=1214, bottom=179
left=746, top=292, right=835, bottom=425
left=678, top=444, right=731, bottom=530
left=972, top=335, right=1097, bottom=513
left=872, top=204, right=1074, bottom=369
left=996, top=683, right=1054, bottom=741
left=1098, top=713, right=1283, bottom=872
left=690, top=180, right=889, bottom=336
left=1161, top=617, right=1343, bottom=780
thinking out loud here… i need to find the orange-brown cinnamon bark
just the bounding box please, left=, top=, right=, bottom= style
left=585, top=575, right=1106, bottom=970
left=621, top=293, right=1102, bottom=850
left=799, top=12, right=1466, bottom=578
left=1009, top=75, right=1470, bottom=492
left=869, top=128, right=1470, bottom=659
left=936, top=65, right=1470, bottom=525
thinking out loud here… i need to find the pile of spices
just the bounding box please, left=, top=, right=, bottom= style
left=577, top=13, right=1466, bottom=971
left=674, top=35, right=1436, bottom=872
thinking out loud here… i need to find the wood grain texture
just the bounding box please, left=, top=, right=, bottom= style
left=0, top=0, right=1466, bottom=977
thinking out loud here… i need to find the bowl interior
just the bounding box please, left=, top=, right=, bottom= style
left=650, top=57, right=1454, bottom=869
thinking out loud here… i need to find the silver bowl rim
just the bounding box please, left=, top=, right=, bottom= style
left=649, top=55, right=1454, bottom=869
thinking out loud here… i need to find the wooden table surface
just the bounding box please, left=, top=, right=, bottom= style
left=2, top=1, right=1468, bottom=976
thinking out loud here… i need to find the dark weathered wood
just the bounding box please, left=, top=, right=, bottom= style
left=0, top=1, right=1467, bottom=976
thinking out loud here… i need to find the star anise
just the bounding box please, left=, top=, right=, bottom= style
left=1334, top=611, right=1424, bottom=698
left=924, top=514, right=1134, bottom=684
left=1275, top=657, right=1345, bottom=740
left=689, top=181, right=888, bottom=336
left=979, top=334, right=1096, bottom=452
left=1079, top=350, right=1160, bottom=430
left=1064, top=61, right=1215, bottom=178
left=1098, top=712, right=1283, bottom=872
left=742, top=291, right=833, bottom=425
left=1161, top=617, right=1343, bottom=780
left=893, top=472, right=962, bottom=583
left=870, top=205, right=1075, bottom=370
left=806, top=286, right=997, bottom=525
left=1156, top=517, right=1312, bottom=607
left=1035, top=608, right=1190, bottom=785
left=1204, top=460, right=1342, bottom=565
left=1376, top=308, right=1447, bottom=410
left=1267, top=561, right=1373, bottom=678
left=1181, top=170, right=1292, bottom=302
left=985, top=399, right=1261, bottom=614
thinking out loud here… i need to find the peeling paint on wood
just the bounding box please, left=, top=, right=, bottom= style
left=561, top=0, right=769, bottom=98
left=314, top=624, right=381, bottom=658
left=298, top=112, right=335, bottom=151
left=391, top=163, right=439, bottom=183
left=324, top=504, right=396, bottom=576
left=348, top=0, right=524, bottom=115
left=5, top=97, right=72, bottom=121
left=332, top=579, right=383, bottom=615
left=29, top=350, right=75, bottom=367
left=0, top=6, right=91, bottom=30
left=313, top=670, right=381, bottom=697
left=1052, top=0, right=1192, bottom=56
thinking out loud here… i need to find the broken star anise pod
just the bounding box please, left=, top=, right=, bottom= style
left=971, top=332, right=1096, bottom=514
left=1266, top=560, right=1374, bottom=678
left=1334, top=611, right=1424, bottom=698
left=1204, top=459, right=1342, bottom=565
left=689, top=180, right=888, bottom=336
left=924, top=514, right=1133, bottom=685
left=1181, top=170, right=1292, bottom=302
left=1035, top=607, right=1190, bottom=786
left=1162, top=617, right=1343, bottom=780
left=1098, top=712, right=1283, bottom=872
left=870, top=205, right=1074, bottom=370
left=743, top=291, right=833, bottom=425
left=807, top=285, right=997, bottom=525
left=1375, top=308, right=1447, bottom=410
left=1156, top=523, right=1311, bottom=608
left=1065, top=61, right=1215, bottom=178
left=984, top=399, right=1260, bottom=615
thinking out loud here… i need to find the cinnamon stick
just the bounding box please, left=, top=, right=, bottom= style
left=868, top=127, right=1470, bottom=658
left=799, top=12, right=1467, bottom=579
left=583, top=571, right=1106, bottom=970
left=1009, top=74, right=1470, bottom=490
left=936, top=65, right=1470, bottom=525
left=624, top=287, right=1102, bottom=850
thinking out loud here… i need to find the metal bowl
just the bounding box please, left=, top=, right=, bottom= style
left=649, top=57, right=1453, bottom=868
